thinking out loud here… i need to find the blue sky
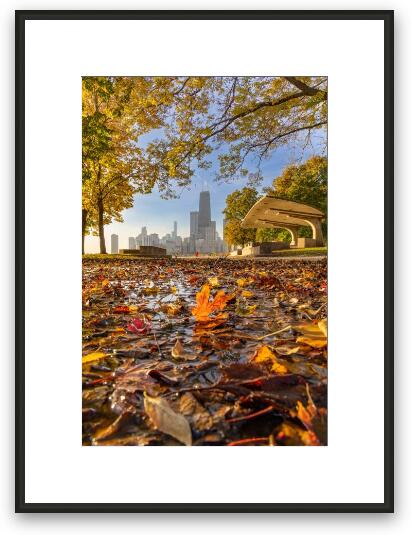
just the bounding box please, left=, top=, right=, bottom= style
left=84, top=129, right=325, bottom=253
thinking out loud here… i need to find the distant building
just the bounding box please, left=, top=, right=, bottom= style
left=149, top=233, right=160, bottom=246
left=205, top=221, right=217, bottom=252
left=111, top=234, right=119, bottom=254
left=198, top=191, right=211, bottom=238
left=223, top=218, right=229, bottom=251
left=172, top=221, right=178, bottom=239
left=190, top=211, right=199, bottom=237
left=128, top=236, right=136, bottom=250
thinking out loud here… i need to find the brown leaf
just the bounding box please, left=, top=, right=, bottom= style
left=178, top=393, right=213, bottom=432
left=171, top=339, right=197, bottom=361
left=144, top=392, right=192, bottom=446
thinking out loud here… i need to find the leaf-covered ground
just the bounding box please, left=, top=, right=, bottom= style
left=82, top=257, right=327, bottom=446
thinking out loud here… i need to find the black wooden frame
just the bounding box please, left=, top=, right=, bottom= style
left=15, top=9, right=394, bottom=513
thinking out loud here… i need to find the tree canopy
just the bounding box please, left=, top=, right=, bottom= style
left=146, top=76, right=327, bottom=185
left=223, top=187, right=260, bottom=247
left=265, top=155, right=327, bottom=239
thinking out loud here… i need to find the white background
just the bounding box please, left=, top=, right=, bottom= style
left=1, top=0, right=410, bottom=533
left=25, top=17, right=385, bottom=504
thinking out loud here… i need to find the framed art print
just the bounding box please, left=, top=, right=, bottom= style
left=15, top=10, right=394, bottom=512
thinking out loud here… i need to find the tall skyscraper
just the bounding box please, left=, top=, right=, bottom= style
left=128, top=237, right=136, bottom=250
left=172, top=221, right=177, bottom=239
left=111, top=234, right=119, bottom=254
left=190, top=211, right=199, bottom=237
left=198, top=191, right=211, bottom=237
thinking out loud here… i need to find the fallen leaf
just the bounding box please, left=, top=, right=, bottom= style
left=275, top=423, right=320, bottom=446
left=251, top=346, right=288, bottom=374
left=144, top=392, right=192, bottom=445
left=126, top=316, right=151, bottom=334
left=294, top=321, right=325, bottom=337
left=82, top=352, right=108, bottom=364
left=318, top=319, right=327, bottom=337
left=93, top=411, right=133, bottom=441
left=274, top=344, right=303, bottom=356
left=113, top=305, right=137, bottom=314
left=241, top=290, right=254, bottom=298
left=178, top=393, right=213, bottom=432
left=222, top=362, right=266, bottom=381
left=192, top=284, right=234, bottom=321
left=171, top=339, right=197, bottom=361
left=294, top=320, right=327, bottom=348
left=208, top=276, right=220, bottom=287
left=143, top=285, right=160, bottom=295
left=161, top=303, right=183, bottom=316
left=171, top=339, right=184, bottom=358
left=296, top=336, right=327, bottom=348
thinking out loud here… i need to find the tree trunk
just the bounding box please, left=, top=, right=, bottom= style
left=97, top=196, right=106, bottom=254
left=82, top=208, right=88, bottom=255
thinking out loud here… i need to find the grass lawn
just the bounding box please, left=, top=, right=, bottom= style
left=83, top=247, right=327, bottom=261
left=265, top=247, right=327, bottom=257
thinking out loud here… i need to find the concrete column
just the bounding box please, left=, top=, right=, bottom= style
left=305, top=218, right=324, bottom=246
left=285, top=226, right=299, bottom=247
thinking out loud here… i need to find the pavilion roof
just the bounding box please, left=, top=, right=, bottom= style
left=241, top=196, right=324, bottom=229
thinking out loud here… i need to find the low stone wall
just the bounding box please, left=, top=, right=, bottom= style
left=241, top=241, right=290, bottom=256
left=297, top=238, right=318, bottom=248
left=119, top=246, right=168, bottom=257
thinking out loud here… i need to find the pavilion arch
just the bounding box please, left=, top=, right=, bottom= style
left=241, top=196, right=325, bottom=248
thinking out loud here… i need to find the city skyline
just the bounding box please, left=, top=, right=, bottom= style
left=110, top=189, right=227, bottom=255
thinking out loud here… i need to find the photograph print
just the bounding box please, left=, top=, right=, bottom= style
left=82, top=76, right=328, bottom=447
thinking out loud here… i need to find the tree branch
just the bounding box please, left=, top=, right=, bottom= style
left=283, top=76, right=328, bottom=98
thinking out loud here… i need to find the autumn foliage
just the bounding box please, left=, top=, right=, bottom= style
left=192, top=283, right=234, bottom=321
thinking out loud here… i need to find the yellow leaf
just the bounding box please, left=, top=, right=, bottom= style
left=296, top=336, right=327, bottom=348
left=82, top=352, right=107, bottom=364
left=101, top=279, right=110, bottom=287
left=170, top=285, right=178, bottom=294
left=271, top=361, right=289, bottom=374
left=236, top=278, right=248, bottom=287
left=318, top=319, right=327, bottom=337
left=252, top=346, right=288, bottom=374
left=143, top=286, right=159, bottom=295
left=208, top=276, right=220, bottom=287
left=294, top=321, right=325, bottom=338
left=241, top=290, right=254, bottom=298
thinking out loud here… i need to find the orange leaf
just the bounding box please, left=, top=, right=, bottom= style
left=192, top=284, right=233, bottom=321
left=296, top=400, right=316, bottom=431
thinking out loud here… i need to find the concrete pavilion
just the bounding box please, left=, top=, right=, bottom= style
left=241, top=196, right=325, bottom=248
